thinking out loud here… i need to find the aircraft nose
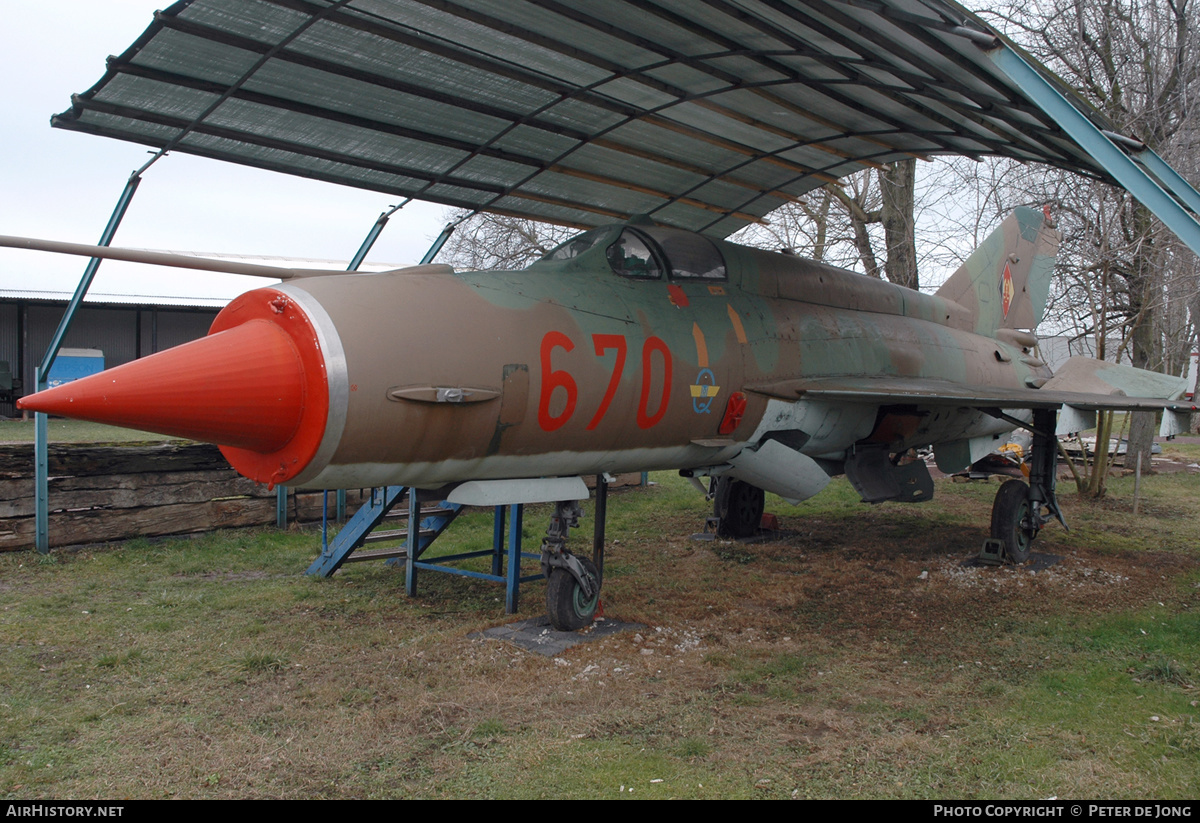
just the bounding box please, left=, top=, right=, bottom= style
left=17, top=287, right=329, bottom=485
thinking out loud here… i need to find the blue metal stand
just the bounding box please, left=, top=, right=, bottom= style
left=306, top=486, right=540, bottom=614
left=307, top=485, right=414, bottom=576
left=402, top=502, right=540, bottom=614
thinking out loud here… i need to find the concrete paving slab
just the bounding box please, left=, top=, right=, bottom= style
left=474, top=615, right=645, bottom=657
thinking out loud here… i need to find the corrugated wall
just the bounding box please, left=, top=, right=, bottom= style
left=1, top=299, right=219, bottom=416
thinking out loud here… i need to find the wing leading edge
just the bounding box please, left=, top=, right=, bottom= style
left=746, top=358, right=1193, bottom=437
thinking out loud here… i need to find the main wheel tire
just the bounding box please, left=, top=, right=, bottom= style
left=546, top=556, right=600, bottom=632
left=991, top=478, right=1037, bottom=564
left=713, top=478, right=765, bottom=539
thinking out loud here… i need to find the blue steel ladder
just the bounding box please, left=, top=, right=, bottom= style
left=305, top=486, right=540, bottom=613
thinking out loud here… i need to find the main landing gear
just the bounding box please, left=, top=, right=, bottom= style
left=984, top=407, right=1067, bottom=564
left=990, top=478, right=1038, bottom=563
left=712, top=477, right=765, bottom=538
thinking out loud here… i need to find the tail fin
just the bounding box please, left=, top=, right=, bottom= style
left=934, top=207, right=1059, bottom=337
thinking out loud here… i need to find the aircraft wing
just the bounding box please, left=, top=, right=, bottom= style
left=747, top=364, right=1191, bottom=414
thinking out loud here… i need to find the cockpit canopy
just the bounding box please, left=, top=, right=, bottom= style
left=544, top=225, right=726, bottom=281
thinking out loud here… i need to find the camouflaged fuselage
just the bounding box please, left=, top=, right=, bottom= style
left=277, top=222, right=1053, bottom=489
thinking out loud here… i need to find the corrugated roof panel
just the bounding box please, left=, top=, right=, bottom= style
left=521, top=170, right=668, bottom=215
left=242, top=62, right=514, bottom=145
left=50, top=0, right=1124, bottom=235
left=490, top=125, right=584, bottom=163
left=353, top=0, right=617, bottom=87
left=564, top=144, right=709, bottom=192
left=129, top=28, right=263, bottom=86
left=453, top=155, right=544, bottom=188
left=70, top=110, right=190, bottom=146
left=528, top=97, right=631, bottom=136
left=605, top=118, right=743, bottom=171
left=289, top=24, right=561, bottom=117
left=463, top=0, right=666, bottom=72
left=488, top=195, right=610, bottom=227
left=177, top=131, right=439, bottom=193
left=683, top=178, right=789, bottom=213
left=178, top=0, right=312, bottom=43
left=203, top=98, right=471, bottom=171
left=90, top=75, right=217, bottom=123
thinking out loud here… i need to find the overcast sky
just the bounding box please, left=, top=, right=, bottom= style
left=0, top=1, right=450, bottom=301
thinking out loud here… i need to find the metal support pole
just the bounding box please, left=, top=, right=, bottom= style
left=420, top=210, right=476, bottom=265
left=336, top=488, right=346, bottom=522
left=593, top=474, right=608, bottom=582
left=1131, top=148, right=1200, bottom=218
left=405, top=487, right=419, bottom=597
left=276, top=485, right=288, bottom=528
left=33, top=370, right=48, bottom=552
left=421, top=223, right=456, bottom=265
left=505, top=503, right=523, bottom=614
left=34, top=172, right=143, bottom=553
left=347, top=200, right=409, bottom=272
left=982, top=43, right=1200, bottom=258
left=321, top=491, right=329, bottom=556
left=491, top=504, right=505, bottom=577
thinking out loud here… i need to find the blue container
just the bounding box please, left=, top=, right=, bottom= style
left=47, top=348, right=105, bottom=389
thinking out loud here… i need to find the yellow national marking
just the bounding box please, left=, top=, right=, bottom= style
left=707, top=285, right=725, bottom=295
left=692, top=322, right=709, bottom=368
left=727, top=304, right=748, bottom=344
left=1001, top=263, right=1015, bottom=319
left=690, top=384, right=721, bottom=398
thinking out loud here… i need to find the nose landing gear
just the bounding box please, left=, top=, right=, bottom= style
left=540, top=499, right=602, bottom=631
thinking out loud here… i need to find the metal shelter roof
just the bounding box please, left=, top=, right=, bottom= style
left=54, top=0, right=1122, bottom=237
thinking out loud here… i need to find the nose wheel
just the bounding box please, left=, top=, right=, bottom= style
left=540, top=499, right=602, bottom=631
left=546, top=555, right=600, bottom=631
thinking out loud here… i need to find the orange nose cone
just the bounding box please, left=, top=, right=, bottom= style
left=18, top=288, right=330, bottom=485
left=19, top=320, right=305, bottom=450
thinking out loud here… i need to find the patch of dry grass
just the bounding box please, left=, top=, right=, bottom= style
left=2, top=472, right=1199, bottom=798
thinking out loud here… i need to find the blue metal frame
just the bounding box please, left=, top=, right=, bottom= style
left=306, top=485, right=410, bottom=576
left=983, top=44, right=1200, bottom=257
left=407, top=502, right=539, bottom=614
left=34, top=173, right=143, bottom=553
left=420, top=210, right=477, bottom=265
left=1132, top=148, right=1200, bottom=218
left=307, top=486, right=539, bottom=614
left=275, top=485, right=288, bottom=528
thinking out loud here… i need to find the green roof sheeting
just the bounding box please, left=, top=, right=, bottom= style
left=54, top=0, right=1119, bottom=236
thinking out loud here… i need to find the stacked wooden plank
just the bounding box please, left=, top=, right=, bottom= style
left=0, top=443, right=366, bottom=550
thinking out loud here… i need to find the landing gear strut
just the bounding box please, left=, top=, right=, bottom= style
left=985, top=407, right=1067, bottom=563
left=540, top=500, right=601, bottom=631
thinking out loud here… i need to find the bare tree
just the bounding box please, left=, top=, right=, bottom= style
left=734, top=159, right=920, bottom=289
left=975, top=0, right=1200, bottom=467
left=437, top=210, right=578, bottom=271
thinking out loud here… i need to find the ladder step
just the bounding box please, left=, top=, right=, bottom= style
left=342, top=547, right=409, bottom=563
left=362, top=527, right=436, bottom=544
left=383, top=506, right=457, bottom=520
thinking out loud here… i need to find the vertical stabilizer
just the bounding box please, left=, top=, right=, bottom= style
left=934, top=207, right=1060, bottom=337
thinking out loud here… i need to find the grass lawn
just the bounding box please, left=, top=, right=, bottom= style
left=2, top=467, right=1198, bottom=799
left=0, top=419, right=182, bottom=444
